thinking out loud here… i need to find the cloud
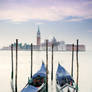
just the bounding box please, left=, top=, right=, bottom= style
left=66, top=16, right=85, bottom=22
left=88, top=30, right=92, bottom=33
left=0, top=0, right=92, bottom=22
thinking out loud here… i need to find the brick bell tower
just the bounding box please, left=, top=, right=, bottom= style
left=37, top=27, right=41, bottom=46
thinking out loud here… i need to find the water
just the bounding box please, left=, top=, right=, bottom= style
left=0, top=51, right=92, bottom=92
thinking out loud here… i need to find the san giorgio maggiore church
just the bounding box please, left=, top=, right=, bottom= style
left=35, top=27, right=85, bottom=51
left=34, top=27, right=66, bottom=51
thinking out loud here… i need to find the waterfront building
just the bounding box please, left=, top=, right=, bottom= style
left=66, top=44, right=85, bottom=51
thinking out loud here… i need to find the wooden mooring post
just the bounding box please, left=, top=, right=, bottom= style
left=71, top=44, right=74, bottom=78
left=51, top=44, right=54, bottom=81
left=46, top=40, right=48, bottom=92
left=76, top=39, right=79, bottom=92
left=11, top=44, right=14, bottom=92
left=11, top=44, right=14, bottom=81
left=30, top=43, right=33, bottom=78
left=15, top=39, right=18, bottom=92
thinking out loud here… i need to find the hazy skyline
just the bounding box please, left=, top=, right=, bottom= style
left=0, top=0, right=92, bottom=50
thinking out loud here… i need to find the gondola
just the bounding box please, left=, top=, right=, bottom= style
left=56, top=64, right=77, bottom=92
left=21, top=62, right=46, bottom=92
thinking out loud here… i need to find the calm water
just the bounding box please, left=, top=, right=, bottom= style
left=0, top=51, right=92, bottom=92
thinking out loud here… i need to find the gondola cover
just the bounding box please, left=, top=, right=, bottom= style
left=56, top=64, right=74, bottom=83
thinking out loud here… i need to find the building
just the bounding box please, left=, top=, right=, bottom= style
left=40, top=37, right=66, bottom=51
left=58, top=41, right=66, bottom=51
left=66, top=44, right=85, bottom=51
left=37, top=27, right=41, bottom=46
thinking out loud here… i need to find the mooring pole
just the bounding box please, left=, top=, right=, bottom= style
left=11, top=44, right=14, bottom=81
left=51, top=44, right=54, bottom=81
left=11, top=44, right=14, bottom=92
left=76, top=39, right=79, bottom=92
left=31, top=43, right=33, bottom=78
left=46, top=40, right=48, bottom=92
left=15, top=39, right=18, bottom=92
left=71, top=44, right=74, bottom=78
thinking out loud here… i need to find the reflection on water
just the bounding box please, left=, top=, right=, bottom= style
left=0, top=51, right=92, bottom=92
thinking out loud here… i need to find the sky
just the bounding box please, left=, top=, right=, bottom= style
left=0, top=0, right=92, bottom=50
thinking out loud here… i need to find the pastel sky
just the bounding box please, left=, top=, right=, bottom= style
left=0, top=0, right=92, bottom=50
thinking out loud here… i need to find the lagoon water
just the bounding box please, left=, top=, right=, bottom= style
left=0, top=51, right=92, bottom=92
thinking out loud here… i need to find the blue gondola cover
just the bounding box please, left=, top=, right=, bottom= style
left=56, top=64, right=74, bottom=82
left=32, top=62, right=46, bottom=78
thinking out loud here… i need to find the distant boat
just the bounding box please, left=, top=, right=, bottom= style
left=21, top=62, right=46, bottom=92
left=56, top=64, right=77, bottom=92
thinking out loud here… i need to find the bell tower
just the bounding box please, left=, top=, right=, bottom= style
left=37, top=27, right=41, bottom=45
